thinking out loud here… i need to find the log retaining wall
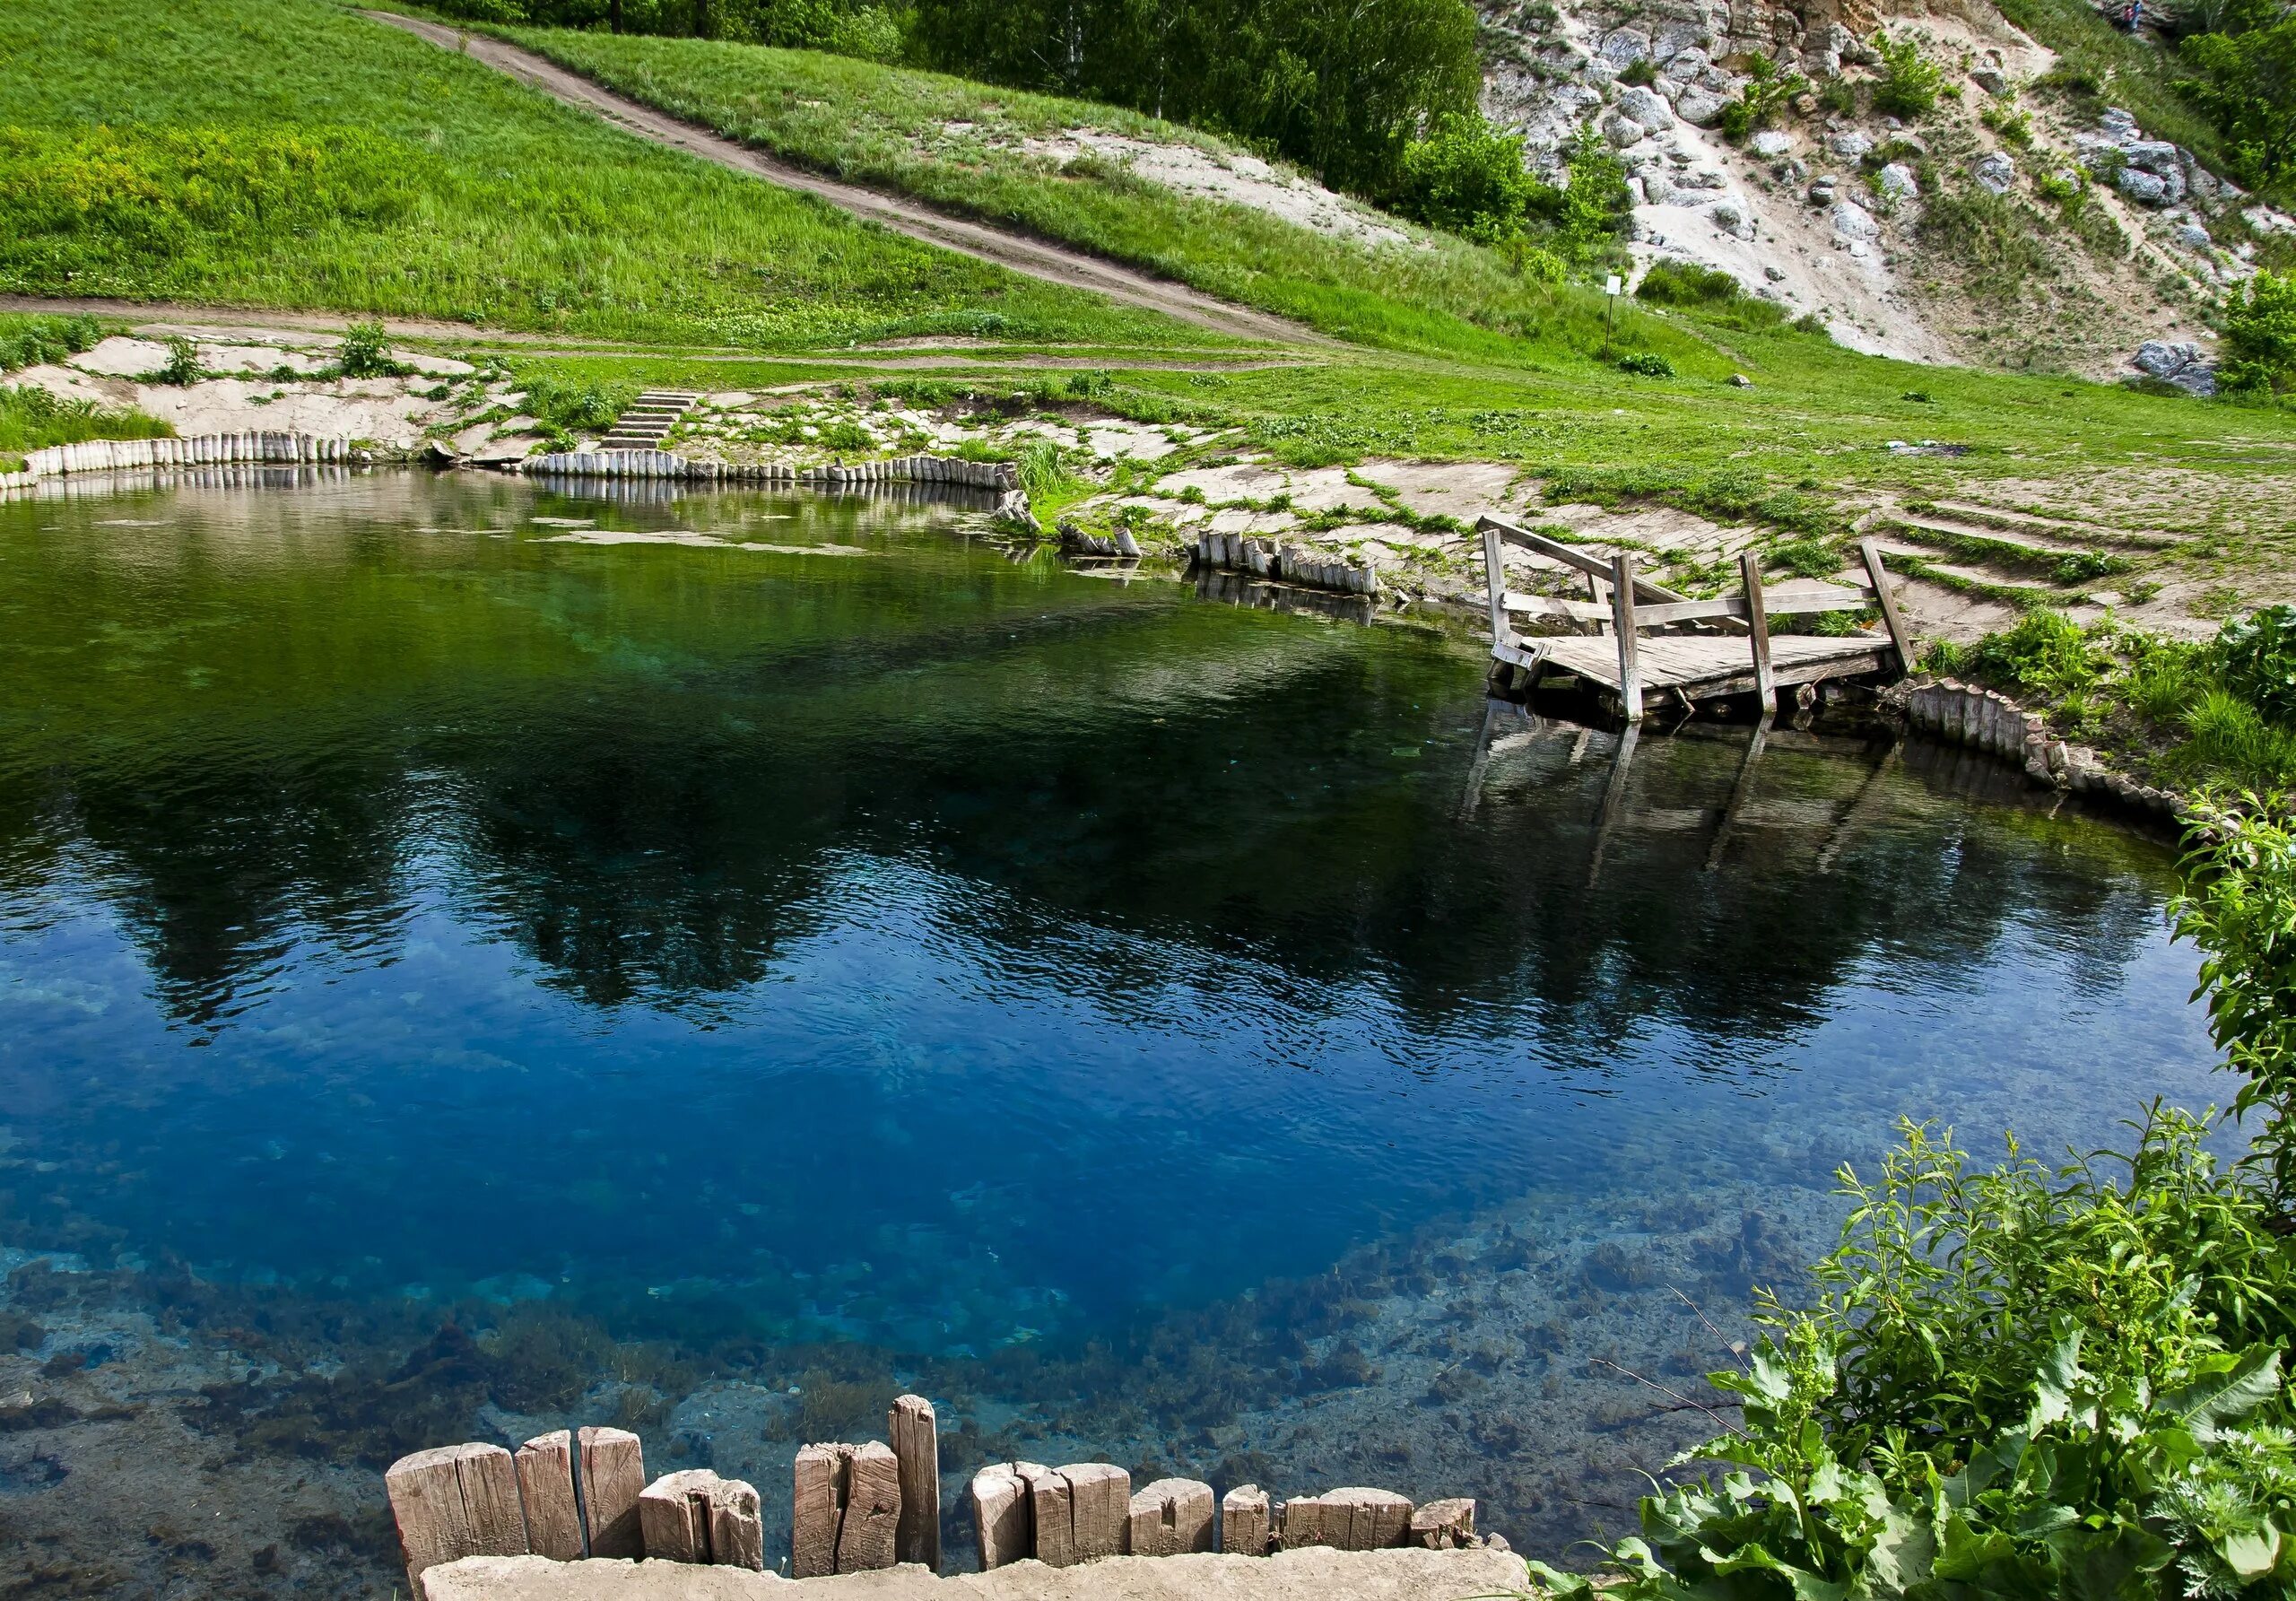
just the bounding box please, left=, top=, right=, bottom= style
left=1898, top=677, right=2187, bottom=825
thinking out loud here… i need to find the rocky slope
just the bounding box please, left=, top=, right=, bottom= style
left=1476, top=0, right=2294, bottom=376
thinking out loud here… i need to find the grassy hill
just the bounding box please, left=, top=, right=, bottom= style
left=0, top=0, right=1190, bottom=349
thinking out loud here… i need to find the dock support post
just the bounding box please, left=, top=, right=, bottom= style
left=1481, top=523, right=1511, bottom=654
left=1859, top=538, right=1915, bottom=675
left=1610, top=553, right=1642, bottom=722
left=1740, top=550, right=1775, bottom=714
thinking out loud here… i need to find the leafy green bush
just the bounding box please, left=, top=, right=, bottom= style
left=2176, top=17, right=2296, bottom=193
left=1392, top=115, right=1543, bottom=243
left=1717, top=54, right=1809, bottom=142
left=1616, top=352, right=1674, bottom=377
left=2222, top=272, right=2296, bottom=396
left=2179, top=805, right=2296, bottom=1209
left=335, top=320, right=408, bottom=380
left=2220, top=605, right=2296, bottom=719
left=1526, top=127, right=1633, bottom=258
left=518, top=373, right=632, bottom=437
left=1530, top=1109, right=2296, bottom=1601
left=1961, top=607, right=2117, bottom=698
left=1635, top=260, right=1793, bottom=331
left=154, top=335, right=202, bottom=387
left=1872, top=31, right=1945, bottom=117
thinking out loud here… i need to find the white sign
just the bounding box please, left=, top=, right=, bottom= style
left=1605, top=274, right=1623, bottom=296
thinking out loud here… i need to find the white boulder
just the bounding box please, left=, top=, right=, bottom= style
left=1831, top=199, right=1881, bottom=240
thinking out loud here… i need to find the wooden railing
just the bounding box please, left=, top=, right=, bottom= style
left=1476, top=514, right=1914, bottom=718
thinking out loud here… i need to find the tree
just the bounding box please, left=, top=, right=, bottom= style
left=2178, top=17, right=2296, bottom=191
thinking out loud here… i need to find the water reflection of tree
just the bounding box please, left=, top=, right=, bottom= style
left=0, top=483, right=2177, bottom=1039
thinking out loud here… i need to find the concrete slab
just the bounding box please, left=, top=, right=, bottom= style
left=422, top=1547, right=1527, bottom=1601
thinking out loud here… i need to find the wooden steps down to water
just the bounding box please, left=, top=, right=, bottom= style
left=1478, top=514, right=1912, bottom=719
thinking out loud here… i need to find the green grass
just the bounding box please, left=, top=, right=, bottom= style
left=0, top=0, right=1189, bottom=351
left=0, top=386, right=174, bottom=468
left=479, top=20, right=1723, bottom=370
left=1991, top=0, right=2226, bottom=163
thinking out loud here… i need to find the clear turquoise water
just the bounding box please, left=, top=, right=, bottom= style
left=0, top=470, right=2226, bottom=1587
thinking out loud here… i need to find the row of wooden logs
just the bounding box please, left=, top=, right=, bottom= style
left=1902, top=677, right=2185, bottom=820
left=387, top=1393, right=1486, bottom=1592
left=969, top=1466, right=1483, bottom=1568
left=1192, top=530, right=1381, bottom=596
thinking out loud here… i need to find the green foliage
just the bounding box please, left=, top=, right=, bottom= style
left=1636, top=260, right=1794, bottom=332
left=154, top=335, right=202, bottom=387
left=1616, top=352, right=1674, bottom=377
left=2179, top=806, right=2296, bottom=1212
left=1983, top=103, right=2037, bottom=146
left=0, top=385, right=173, bottom=457
left=335, top=320, right=408, bottom=380
left=1529, top=1109, right=2296, bottom=1601
left=1393, top=114, right=1542, bottom=243
left=1718, top=54, right=1810, bottom=143
left=1961, top=607, right=2118, bottom=699
left=1872, top=31, right=1945, bottom=118
left=0, top=311, right=101, bottom=375
left=0, top=0, right=1173, bottom=350
left=519, top=373, right=633, bottom=436
left=2222, top=272, right=2296, bottom=396
left=2176, top=18, right=2296, bottom=194
left=2221, top=605, right=2296, bottom=719
left=909, top=0, right=1483, bottom=194
left=423, top=0, right=903, bottom=58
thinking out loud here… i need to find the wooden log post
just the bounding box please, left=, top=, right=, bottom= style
left=793, top=1447, right=844, bottom=1579
left=1282, top=1487, right=1413, bottom=1551
left=1127, top=1478, right=1216, bottom=1556
left=837, top=1443, right=902, bottom=1573
left=1481, top=523, right=1511, bottom=654
left=1858, top=538, right=1915, bottom=675
left=1740, top=550, right=1775, bottom=713
left=1409, top=1499, right=1478, bottom=1549
left=638, top=1470, right=764, bottom=1569
left=889, top=1396, right=941, bottom=1571
left=796, top=1442, right=904, bottom=1577
left=970, top=1462, right=1041, bottom=1571
left=639, top=1470, right=714, bottom=1563
left=1022, top=1463, right=1074, bottom=1567
left=1062, top=1464, right=1130, bottom=1564
left=1611, top=552, right=1643, bottom=722
left=385, top=1442, right=526, bottom=1595
left=578, top=1427, right=646, bottom=1559
left=1222, top=1484, right=1271, bottom=1556
left=513, top=1431, right=584, bottom=1562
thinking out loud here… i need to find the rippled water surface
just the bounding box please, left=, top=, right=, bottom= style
left=0, top=471, right=2224, bottom=1593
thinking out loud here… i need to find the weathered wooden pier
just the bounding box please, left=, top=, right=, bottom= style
left=1478, top=515, right=1913, bottom=719
left=387, top=1399, right=1492, bottom=1594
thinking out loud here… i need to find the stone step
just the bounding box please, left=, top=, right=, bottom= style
left=1918, top=497, right=2179, bottom=551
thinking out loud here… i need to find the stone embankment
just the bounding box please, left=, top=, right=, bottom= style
left=0, top=431, right=364, bottom=492
left=1893, top=677, right=2187, bottom=826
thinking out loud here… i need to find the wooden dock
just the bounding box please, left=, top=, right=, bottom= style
left=1478, top=515, right=1913, bottom=719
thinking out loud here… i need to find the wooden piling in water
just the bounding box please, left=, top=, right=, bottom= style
left=385, top=1442, right=526, bottom=1594
left=513, top=1431, right=584, bottom=1561
left=1222, top=1484, right=1272, bottom=1556
left=577, top=1426, right=646, bottom=1559
left=1127, top=1478, right=1216, bottom=1556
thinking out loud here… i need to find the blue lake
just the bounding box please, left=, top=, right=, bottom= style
left=0, top=470, right=2226, bottom=1591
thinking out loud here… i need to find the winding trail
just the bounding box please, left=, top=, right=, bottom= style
left=362, top=11, right=1325, bottom=347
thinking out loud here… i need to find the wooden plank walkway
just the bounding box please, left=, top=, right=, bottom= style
left=1478, top=515, right=1913, bottom=719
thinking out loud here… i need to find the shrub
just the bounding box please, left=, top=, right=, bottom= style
left=1530, top=1105, right=2296, bottom=1601
left=2221, top=271, right=2296, bottom=396
left=1525, top=126, right=1633, bottom=257
left=1871, top=31, right=1945, bottom=117
left=1615, top=352, right=1674, bottom=377
left=335, top=320, right=406, bottom=380
left=518, top=373, right=631, bottom=436
left=1961, top=607, right=2115, bottom=698
left=154, top=335, right=202, bottom=387
left=1717, top=53, right=1808, bottom=142
left=2176, top=17, right=2296, bottom=193
left=2220, top=605, right=2296, bottom=720
left=1392, top=114, right=1542, bottom=243
left=1635, top=260, right=1792, bottom=330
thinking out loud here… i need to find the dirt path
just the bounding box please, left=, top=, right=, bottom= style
left=361, top=11, right=1326, bottom=347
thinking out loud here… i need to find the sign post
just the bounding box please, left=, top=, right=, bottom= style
left=1603, top=274, right=1622, bottom=361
